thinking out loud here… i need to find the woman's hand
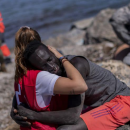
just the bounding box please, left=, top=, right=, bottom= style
left=48, top=46, right=63, bottom=59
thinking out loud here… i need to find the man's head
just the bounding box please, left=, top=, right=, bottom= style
left=24, top=40, right=63, bottom=75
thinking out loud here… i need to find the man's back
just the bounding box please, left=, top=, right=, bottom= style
left=66, top=55, right=130, bottom=107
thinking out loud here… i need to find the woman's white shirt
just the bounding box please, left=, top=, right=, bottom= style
left=36, top=71, right=60, bottom=108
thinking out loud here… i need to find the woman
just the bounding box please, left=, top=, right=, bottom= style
left=14, top=26, right=87, bottom=130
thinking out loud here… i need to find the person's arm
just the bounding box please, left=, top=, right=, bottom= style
left=48, top=46, right=88, bottom=95
left=10, top=95, right=31, bottom=127
left=17, top=57, right=89, bottom=125
left=18, top=93, right=85, bottom=125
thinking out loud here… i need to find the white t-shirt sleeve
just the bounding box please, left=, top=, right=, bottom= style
left=36, top=71, right=60, bottom=96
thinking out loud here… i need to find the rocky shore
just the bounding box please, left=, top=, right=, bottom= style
left=1, top=7, right=130, bottom=130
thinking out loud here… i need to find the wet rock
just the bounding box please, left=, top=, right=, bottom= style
left=44, top=28, right=85, bottom=47
left=84, top=8, right=123, bottom=45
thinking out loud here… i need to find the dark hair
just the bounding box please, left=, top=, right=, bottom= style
left=23, top=40, right=42, bottom=60
left=23, top=40, right=48, bottom=68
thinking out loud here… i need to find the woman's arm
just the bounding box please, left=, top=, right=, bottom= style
left=48, top=46, right=88, bottom=95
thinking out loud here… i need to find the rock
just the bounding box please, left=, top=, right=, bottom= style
left=0, top=53, right=15, bottom=130
left=60, top=44, right=130, bottom=87
left=116, top=123, right=130, bottom=130
left=98, top=60, right=130, bottom=87
left=4, top=123, right=19, bottom=130
left=103, top=42, right=115, bottom=54
left=84, top=8, right=123, bottom=45
left=59, top=42, right=116, bottom=62
left=44, top=28, right=85, bottom=47
left=70, top=17, right=94, bottom=30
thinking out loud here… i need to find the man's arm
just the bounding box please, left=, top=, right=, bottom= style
left=18, top=93, right=85, bottom=125
left=10, top=95, right=31, bottom=127
left=17, top=57, right=89, bottom=125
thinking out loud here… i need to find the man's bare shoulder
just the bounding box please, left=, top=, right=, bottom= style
left=69, top=56, right=90, bottom=78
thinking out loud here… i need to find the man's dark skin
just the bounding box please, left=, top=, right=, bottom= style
left=11, top=45, right=89, bottom=130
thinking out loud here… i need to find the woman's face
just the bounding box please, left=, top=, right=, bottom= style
left=28, top=45, right=63, bottom=75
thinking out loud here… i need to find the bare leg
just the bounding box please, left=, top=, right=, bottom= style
left=57, top=118, right=88, bottom=130
left=113, top=44, right=130, bottom=61
left=114, top=44, right=129, bottom=57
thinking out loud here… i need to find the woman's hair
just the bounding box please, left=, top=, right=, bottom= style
left=14, top=27, right=41, bottom=82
